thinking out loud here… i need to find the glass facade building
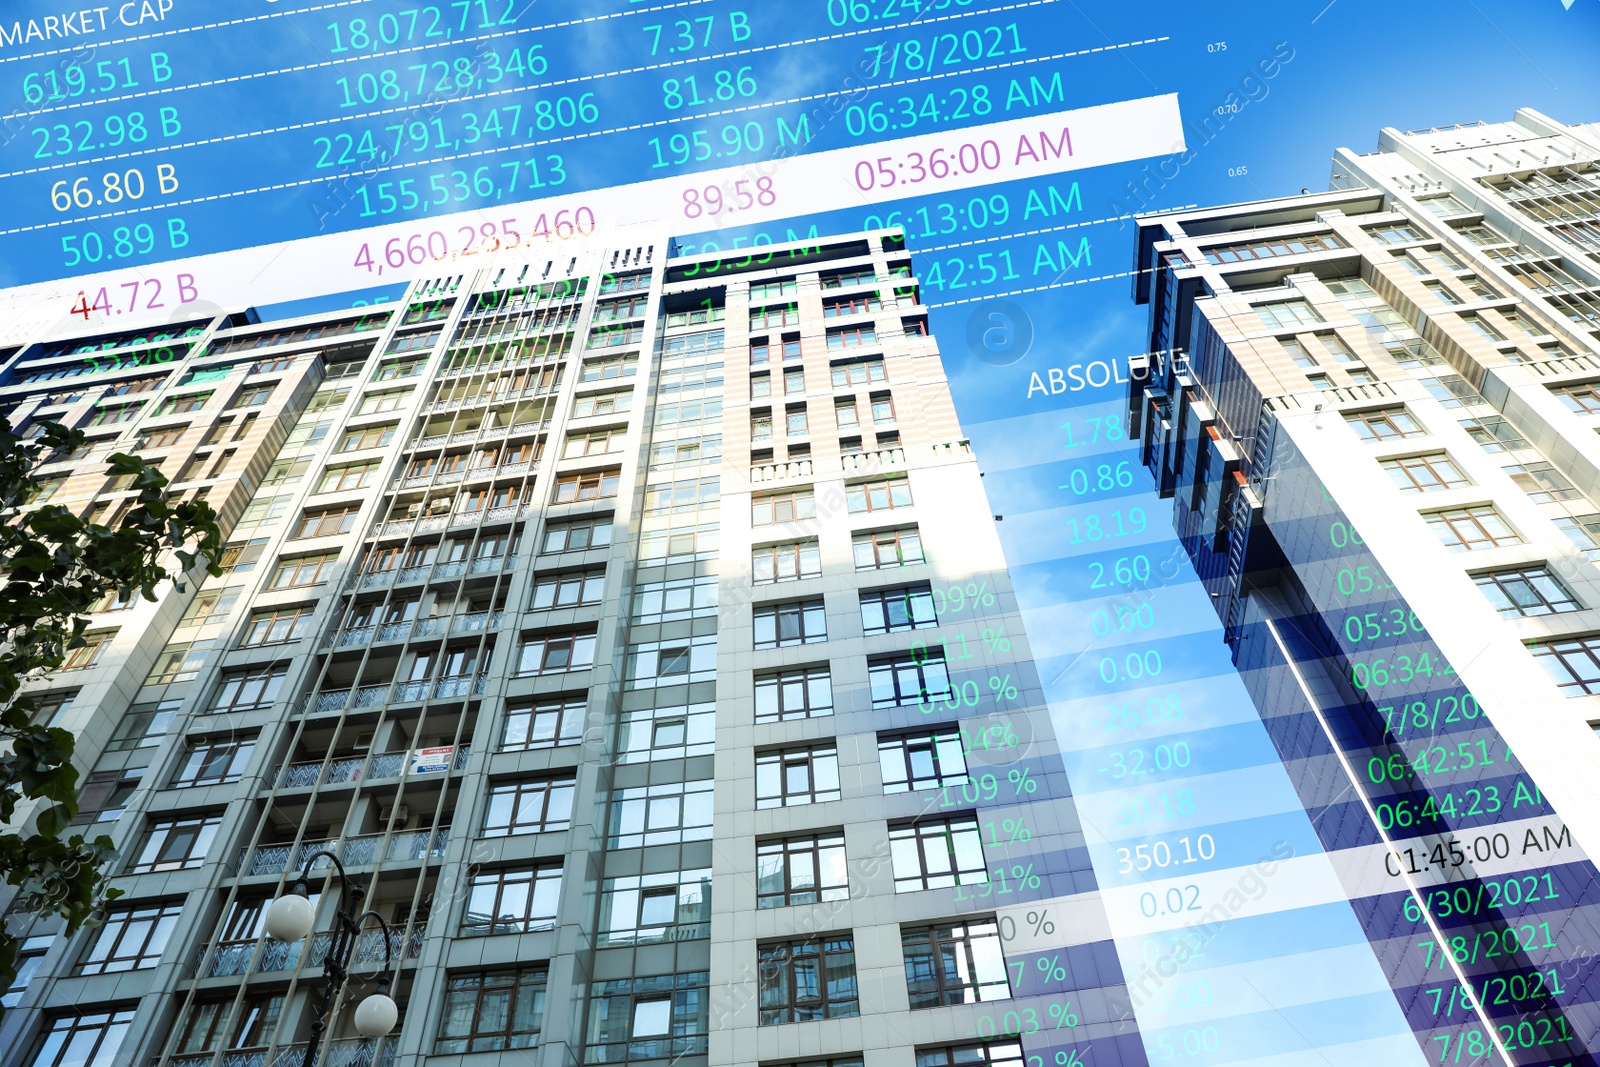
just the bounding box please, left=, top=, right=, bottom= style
left=1128, top=110, right=1600, bottom=1060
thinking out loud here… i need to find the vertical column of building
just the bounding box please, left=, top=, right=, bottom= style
left=686, top=232, right=1147, bottom=1067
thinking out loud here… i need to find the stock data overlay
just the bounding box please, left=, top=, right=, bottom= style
left=2, top=2, right=1600, bottom=1067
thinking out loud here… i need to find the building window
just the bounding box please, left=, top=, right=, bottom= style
left=624, top=634, right=717, bottom=687
left=25, top=1008, right=136, bottom=1067
left=1365, top=222, right=1425, bottom=245
left=826, top=325, right=876, bottom=349
left=574, top=389, right=633, bottom=418
left=269, top=551, right=339, bottom=589
left=315, top=461, right=380, bottom=493
left=855, top=527, right=924, bottom=569
left=76, top=902, right=182, bottom=974
left=847, top=477, right=911, bottom=513
left=755, top=666, right=833, bottom=723
left=1551, top=382, right=1600, bottom=414
left=823, top=293, right=881, bottom=317
left=581, top=353, right=639, bottom=381
left=1425, top=281, right=1463, bottom=306
left=597, top=870, right=711, bottom=946
left=1460, top=313, right=1505, bottom=341
left=607, top=778, right=714, bottom=848
left=1474, top=566, right=1582, bottom=618
left=639, top=522, right=716, bottom=562
left=230, top=384, right=274, bottom=409
left=750, top=371, right=772, bottom=399
left=172, top=739, right=255, bottom=787
left=374, top=357, right=426, bottom=380
left=784, top=367, right=806, bottom=396
left=25, top=690, right=77, bottom=729
left=830, top=356, right=887, bottom=388
left=757, top=832, right=847, bottom=909
left=870, top=650, right=952, bottom=708
left=616, top=700, right=715, bottom=763
left=106, top=700, right=180, bottom=752
left=357, top=388, right=411, bottom=414
left=1201, top=232, right=1345, bottom=263
left=554, top=468, right=621, bottom=503
left=642, top=474, right=719, bottom=514
left=501, top=698, right=586, bottom=751
left=861, top=584, right=937, bottom=634
left=3, top=934, right=53, bottom=1009
left=126, top=814, right=221, bottom=874
left=752, top=489, right=815, bottom=525
left=544, top=515, right=613, bottom=552
left=902, top=919, right=1011, bottom=1007
left=891, top=815, right=987, bottom=892
left=585, top=972, right=711, bottom=1063
left=565, top=428, right=627, bottom=458
left=1381, top=453, right=1471, bottom=493
left=880, top=728, right=968, bottom=793
left=292, top=504, right=360, bottom=539
left=835, top=397, right=860, bottom=429
left=1255, top=300, right=1322, bottom=329
left=461, top=867, right=563, bottom=936
left=531, top=569, right=607, bottom=609
left=754, top=599, right=827, bottom=649
left=481, top=777, right=577, bottom=836
left=786, top=404, right=810, bottom=436
left=136, top=425, right=187, bottom=449
left=210, top=665, right=286, bottom=714
left=756, top=743, right=840, bottom=808
left=758, top=935, right=859, bottom=1024
left=1426, top=505, right=1521, bottom=551
left=60, top=630, right=113, bottom=670
left=436, top=967, right=548, bottom=1053
left=1504, top=461, right=1582, bottom=503
left=1346, top=407, right=1424, bottom=441
left=1538, top=632, right=1600, bottom=697
left=1460, top=415, right=1529, bottom=453
left=241, top=605, right=316, bottom=646
left=517, top=631, right=598, bottom=674
left=337, top=423, right=397, bottom=451
left=162, top=392, right=212, bottom=415
left=630, top=575, right=716, bottom=623
left=917, top=1042, right=1026, bottom=1067
left=72, top=769, right=143, bottom=824
left=754, top=539, right=821, bottom=584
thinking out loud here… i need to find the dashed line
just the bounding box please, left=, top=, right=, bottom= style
left=0, top=31, right=1166, bottom=184
left=2, top=0, right=1051, bottom=120
left=915, top=205, right=1195, bottom=254
left=929, top=268, right=1144, bottom=305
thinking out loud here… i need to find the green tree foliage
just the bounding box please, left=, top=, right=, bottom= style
left=0, top=422, right=221, bottom=1017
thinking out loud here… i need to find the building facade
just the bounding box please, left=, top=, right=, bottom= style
left=1129, top=110, right=1600, bottom=1059
left=1, top=231, right=1147, bottom=1067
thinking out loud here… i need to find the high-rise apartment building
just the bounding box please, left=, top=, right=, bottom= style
left=0, top=231, right=1148, bottom=1067
left=1128, top=110, right=1600, bottom=1058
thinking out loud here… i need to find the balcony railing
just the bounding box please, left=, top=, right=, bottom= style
left=839, top=446, right=905, bottom=473
left=278, top=746, right=469, bottom=789
left=374, top=502, right=535, bottom=538
left=201, top=924, right=423, bottom=981
left=358, top=556, right=514, bottom=589
left=164, top=1037, right=397, bottom=1067
left=238, top=829, right=449, bottom=877
left=307, top=675, right=488, bottom=714
left=749, top=458, right=813, bottom=484
left=411, top=419, right=548, bottom=450
left=325, top=611, right=504, bottom=649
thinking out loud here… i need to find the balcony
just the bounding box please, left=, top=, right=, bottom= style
left=398, top=459, right=535, bottom=490
left=325, top=611, right=504, bottom=649
left=238, top=828, right=449, bottom=877
left=201, top=924, right=425, bottom=979
left=278, top=745, right=470, bottom=789
left=307, top=675, right=488, bottom=714
left=839, top=446, right=904, bottom=473
left=374, top=503, right=536, bottom=538
left=410, top=418, right=548, bottom=451
left=426, top=383, right=558, bottom=413
left=748, top=458, right=813, bottom=484
left=165, top=1037, right=396, bottom=1067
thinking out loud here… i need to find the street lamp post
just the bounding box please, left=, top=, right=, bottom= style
left=265, top=849, right=399, bottom=1067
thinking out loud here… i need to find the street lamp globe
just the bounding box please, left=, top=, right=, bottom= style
left=264, top=887, right=317, bottom=943
left=354, top=989, right=399, bottom=1038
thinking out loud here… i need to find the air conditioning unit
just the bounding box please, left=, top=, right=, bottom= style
left=378, top=804, right=410, bottom=829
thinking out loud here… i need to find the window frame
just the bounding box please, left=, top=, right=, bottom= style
left=480, top=776, right=578, bottom=837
